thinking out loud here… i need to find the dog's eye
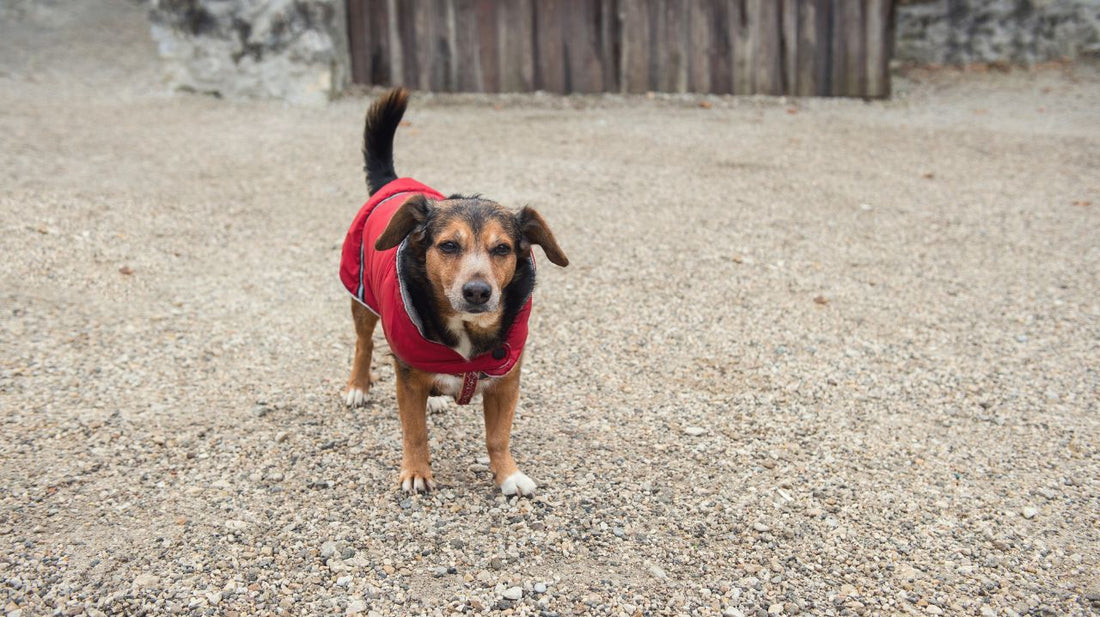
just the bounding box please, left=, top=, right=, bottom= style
left=438, top=241, right=460, bottom=254
left=492, top=243, right=512, bottom=256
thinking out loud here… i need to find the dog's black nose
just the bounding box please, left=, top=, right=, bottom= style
left=462, top=281, right=492, bottom=305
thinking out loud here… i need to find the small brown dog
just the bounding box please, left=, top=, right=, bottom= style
left=338, top=88, right=568, bottom=496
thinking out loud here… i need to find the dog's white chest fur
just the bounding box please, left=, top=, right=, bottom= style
left=433, top=373, right=495, bottom=398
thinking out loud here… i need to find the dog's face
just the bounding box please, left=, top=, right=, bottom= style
left=425, top=200, right=519, bottom=317
left=375, top=195, right=568, bottom=322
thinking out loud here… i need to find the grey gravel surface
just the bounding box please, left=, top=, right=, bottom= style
left=3, top=2, right=1100, bottom=617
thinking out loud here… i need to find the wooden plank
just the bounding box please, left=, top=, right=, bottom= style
left=828, top=0, right=842, bottom=95
left=564, top=1, right=603, bottom=93
left=497, top=0, right=534, bottom=91
left=422, top=0, right=453, bottom=91
left=452, top=0, right=482, bottom=91
left=863, top=0, right=891, bottom=98
left=687, top=0, right=712, bottom=93
left=534, top=0, right=566, bottom=92
left=730, top=0, right=754, bottom=95
left=642, top=0, right=660, bottom=91
left=346, top=0, right=370, bottom=84
left=838, top=0, right=864, bottom=96
left=883, top=0, right=895, bottom=97
left=369, top=0, right=392, bottom=85
left=753, top=0, right=781, bottom=95
left=619, top=0, right=650, bottom=93
left=709, top=0, right=731, bottom=94
left=440, top=0, right=458, bottom=91
left=411, top=0, right=433, bottom=90
left=818, top=0, right=833, bottom=95
left=477, top=0, right=499, bottom=92
left=781, top=0, right=798, bottom=95
left=795, top=0, right=816, bottom=96
left=385, top=0, right=403, bottom=86
left=664, top=0, right=688, bottom=92
left=599, top=0, right=619, bottom=92
left=395, top=0, right=419, bottom=87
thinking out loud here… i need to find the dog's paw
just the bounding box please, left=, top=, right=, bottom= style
left=344, top=386, right=369, bottom=408
left=399, top=470, right=434, bottom=494
left=500, top=471, right=537, bottom=497
left=426, top=396, right=449, bottom=414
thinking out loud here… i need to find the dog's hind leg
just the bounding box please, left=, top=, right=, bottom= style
left=345, top=299, right=378, bottom=407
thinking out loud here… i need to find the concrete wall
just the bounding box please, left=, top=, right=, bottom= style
left=148, top=0, right=348, bottom=105
left=896, top=0, right=1100, bottom=65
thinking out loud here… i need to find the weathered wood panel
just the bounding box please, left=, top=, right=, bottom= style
left=533, top=0, right=566, bottom=93
left=864, top=0, right=893, bottom=98
left=782, top=0, right=799, bottom=94
left=754, top=0, right=782, bottom=94
left=564, top=1, right=604, bottom=93
left=347, top=0, right=895, bottom=98
left=687, top=1, right=712, bottom=93
left=497, top=0, right=534, bottom=92
left=730, top=0, right=754, bottom=95
left=598, top=0, right=618, bottom=92
left=709, top=0, right=732, bottom=95
left=619, top=0, right=649, bottom=93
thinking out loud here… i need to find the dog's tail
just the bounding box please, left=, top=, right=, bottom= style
left=362, top=87, right=409, bottom=196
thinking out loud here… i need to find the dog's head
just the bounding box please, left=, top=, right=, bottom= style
left=375, top=195, right=568, bottom=323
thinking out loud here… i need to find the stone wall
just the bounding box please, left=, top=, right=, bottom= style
left=148, top=0, right=348, bottom=105
left=896, top=0, right=1100, bottom=65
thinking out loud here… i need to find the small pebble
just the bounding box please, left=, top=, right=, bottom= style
left=534, top=582, right=547, bottom=594
left=1022, top=507, right=1038, bottom=519
left=502, top=586, right=523, bottom=600
left=132, top=574, right=159, bottom=589
left=683, top=426, right=707, bottom=436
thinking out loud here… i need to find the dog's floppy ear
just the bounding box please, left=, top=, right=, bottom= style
left=375, top=194, right=432, bottom=251
left=518, top=206, right=569, bottom=267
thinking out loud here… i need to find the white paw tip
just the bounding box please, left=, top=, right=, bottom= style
left=426, top=396, right=449, bottom=414
left=500, top=472, right=537, bottom=497
left=344, top=387, right=367, bottom=408
left=401, top=477, right=433, bottom=493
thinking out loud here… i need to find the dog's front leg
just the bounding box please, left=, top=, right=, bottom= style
left=482, top=361, right=537, bottom=496
left=394, top=360, right=434, bottom=493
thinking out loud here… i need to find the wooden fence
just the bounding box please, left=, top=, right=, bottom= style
left=346, top=0, right=895, bottom=98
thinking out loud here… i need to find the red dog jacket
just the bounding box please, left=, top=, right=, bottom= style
left=339, top=178, right=531, bottom=403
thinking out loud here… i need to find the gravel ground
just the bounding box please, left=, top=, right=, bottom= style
left=2, top=2, right=1099, bottom=616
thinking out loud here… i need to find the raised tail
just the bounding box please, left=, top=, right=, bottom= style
left=362, top=87, right=409, bottom=195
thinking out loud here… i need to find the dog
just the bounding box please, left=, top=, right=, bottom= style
left=338, top=88, right=568, bottom=496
